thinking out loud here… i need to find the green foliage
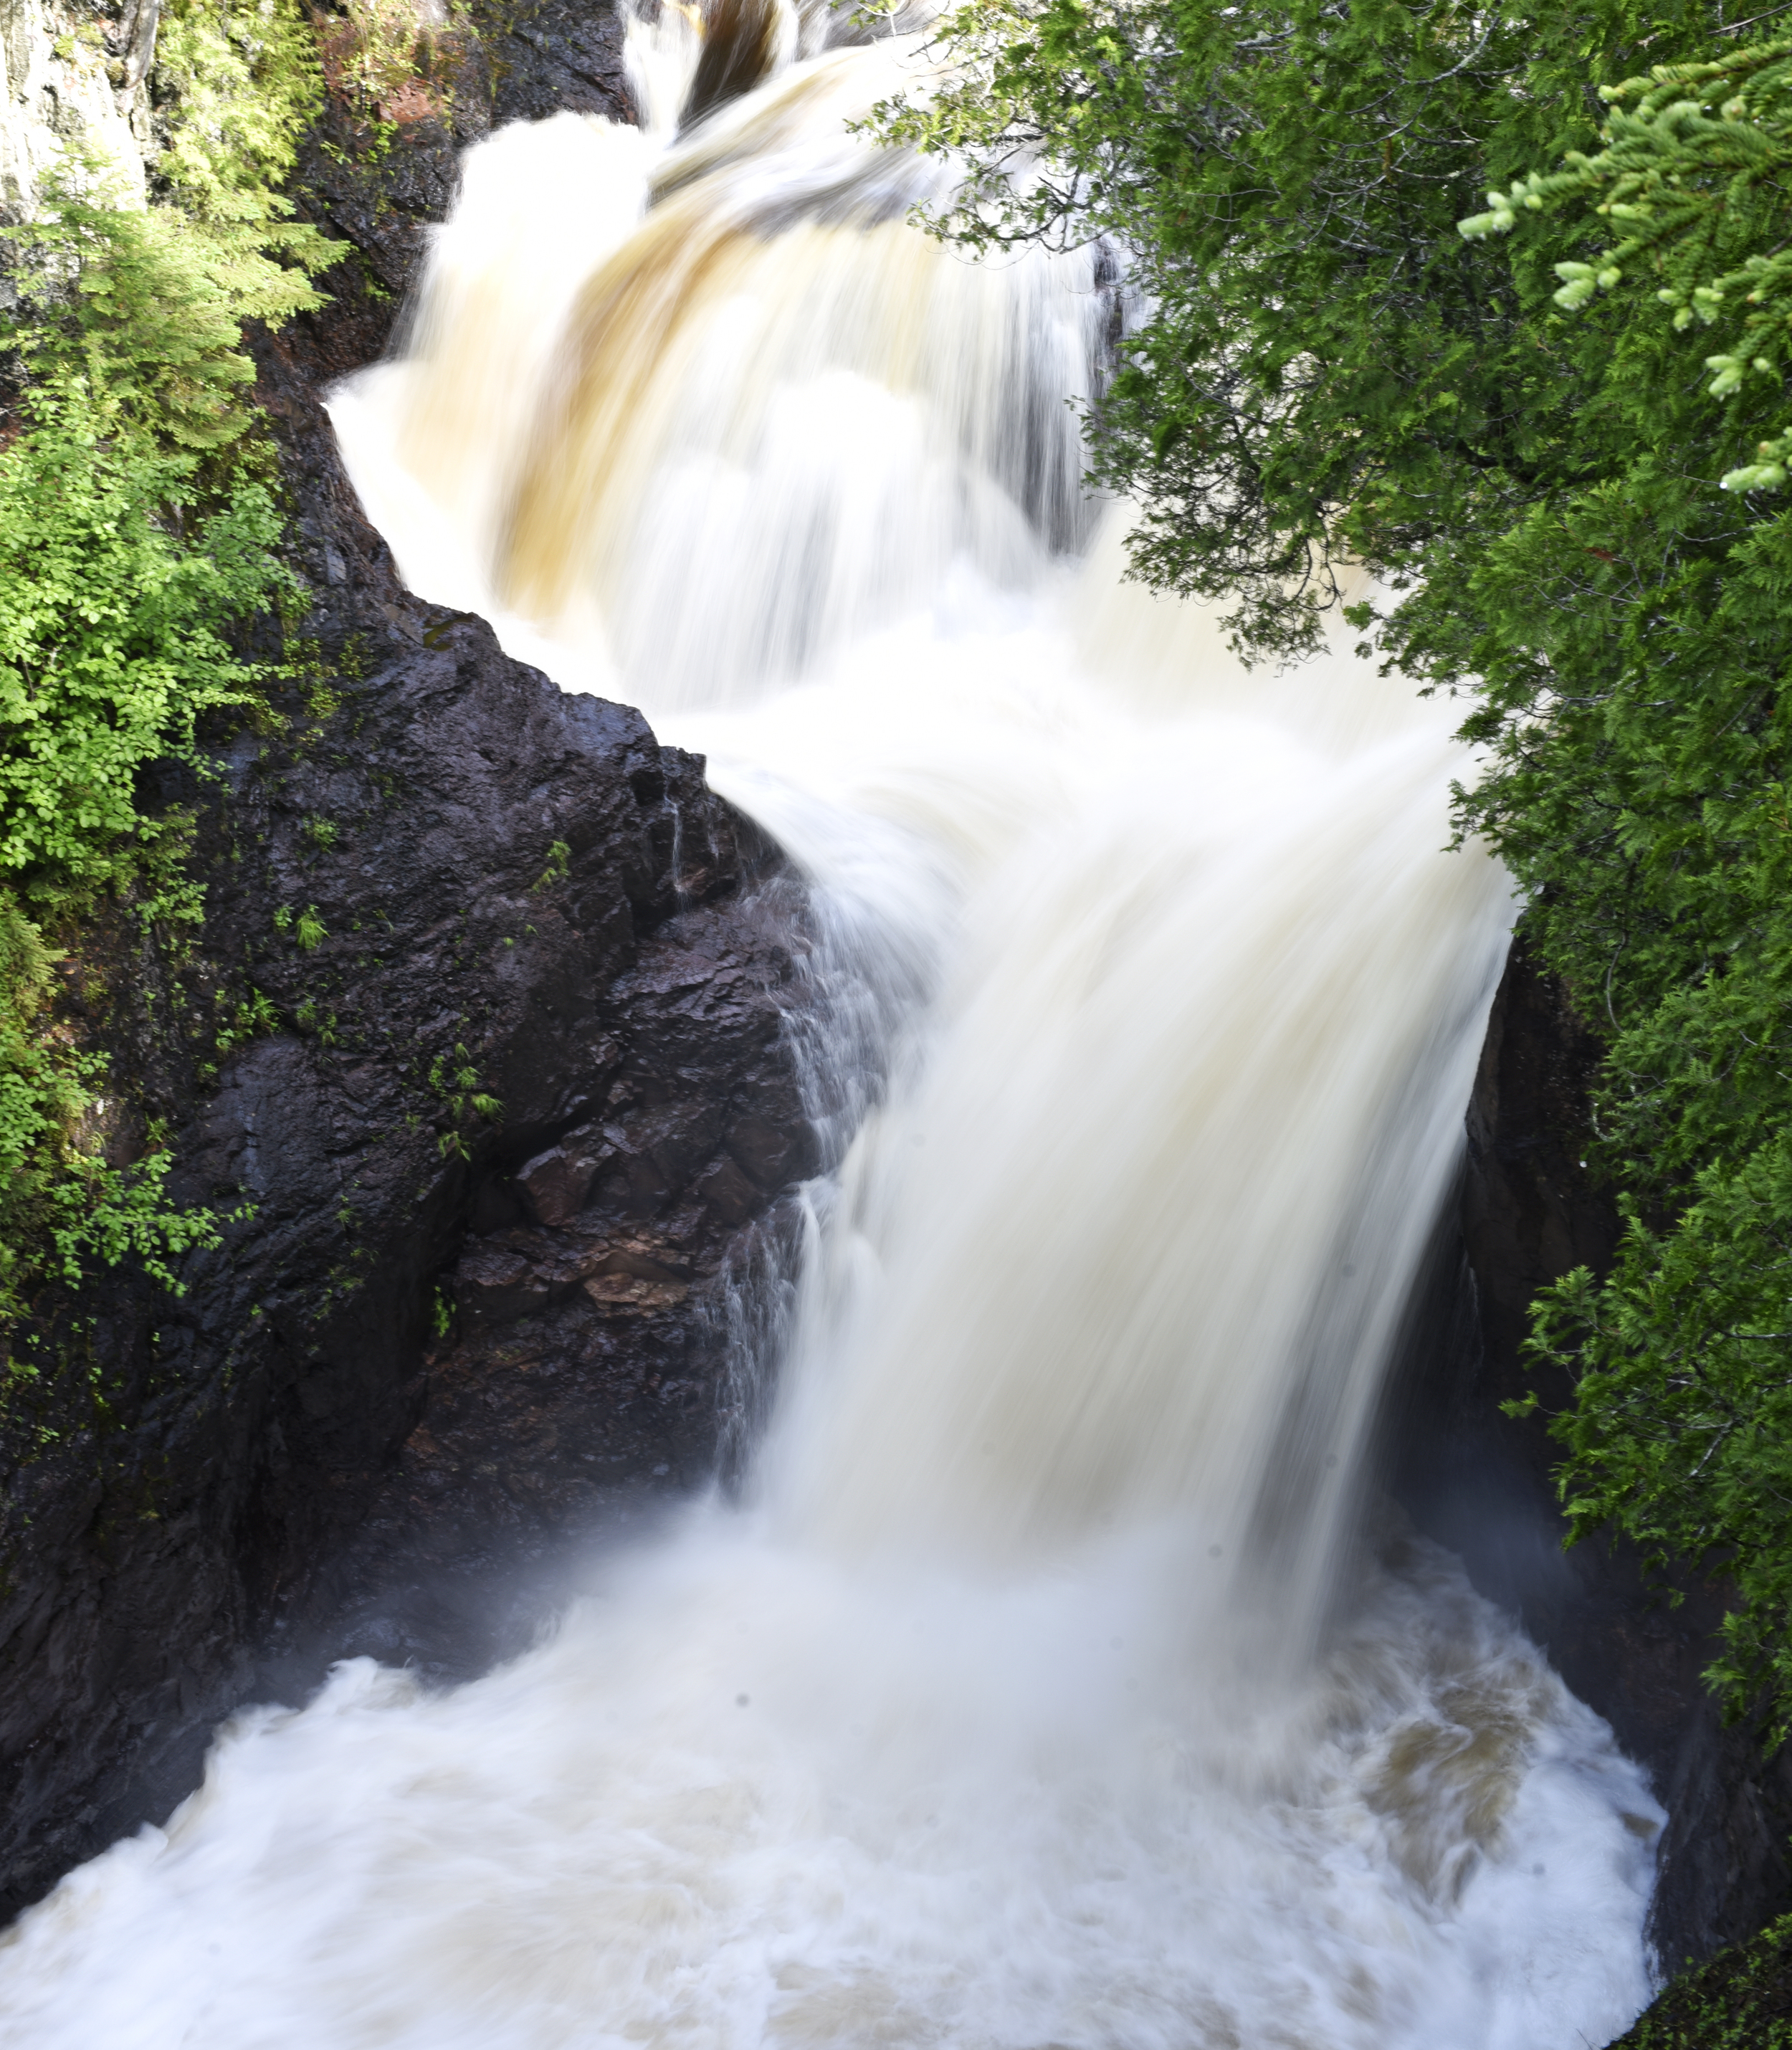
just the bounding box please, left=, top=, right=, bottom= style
left=0, top=386, right=287, bottom=895
left=1, top=151, right=335, bottom=454
left=874, top=1, right=1792, bottom=1735
left=1456, top=34, right=1792, bottom=1742
left=0, top=0, right=338, bottom=455
left=1459, top=36, right=1792, bottom=484
left=0, top=887, right=87, bottom=1315
left=312, top=0, right=477, bottom=132
left=215, top=985, right=278, bottom=1052
left=533, top=837, right=571, bottom=891
left=0, top=0, right=338, bottom=1336
left=0, top=386, right=296, bottom=1323
left=426, top=1041, right=500, bottom=1158
left=47, top=1151, right=236, bottom=1295
left=156, top=0, right=327, bottom=226
left=871, top=0, right=1715, bottom=659
left=1609, top=1908, right=1792, bottom=2046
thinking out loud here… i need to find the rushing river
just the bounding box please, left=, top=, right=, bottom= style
left=0, top=5, right=1664, bottom=2044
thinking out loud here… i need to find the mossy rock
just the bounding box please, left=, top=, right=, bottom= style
left=1614, top=1915, right=1792, bottom=2047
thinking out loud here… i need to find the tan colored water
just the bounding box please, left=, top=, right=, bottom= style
left=0, top=7, right=1664, bottom=2043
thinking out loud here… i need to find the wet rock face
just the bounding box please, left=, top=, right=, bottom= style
left=328, top=888, right=819, bottom=1616
left=1395, top=945, right=1792, bottom=1968
left=163, top=605, right=816, bottom=1524
left=0, top=584, right=819, bottom=1918
left=485, top=0, right=634, bottom=125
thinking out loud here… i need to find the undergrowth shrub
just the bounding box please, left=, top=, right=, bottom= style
left=4, top=163, right=326, bottom=450
left=156, top=0, right=328, bottom=222
left=0, top=385, right=290, bottom=903
left=4, top=0, right=338, bottom=452
left=0, top=381, right=300, bottom=1330
left=1608, top=1910, right=1792, bottom=2046
left=0, top=0, right=342, bottom=1345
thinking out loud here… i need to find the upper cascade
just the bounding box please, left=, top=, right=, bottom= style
left=335, top=6, right=1103, bottom=709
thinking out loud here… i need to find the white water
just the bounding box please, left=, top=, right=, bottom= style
left=0, top=9, right=1665, bottom=2045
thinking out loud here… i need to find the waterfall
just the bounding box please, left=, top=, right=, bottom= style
left=0, top=8, right=1666, bottom=2045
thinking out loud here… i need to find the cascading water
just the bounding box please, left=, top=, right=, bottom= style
left=0, top=8, right=1667, bottom=2045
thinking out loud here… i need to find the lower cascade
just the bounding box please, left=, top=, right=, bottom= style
left=0, top=9, right=1667, bottom=2046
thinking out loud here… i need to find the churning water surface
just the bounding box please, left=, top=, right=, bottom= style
left=0, top=6, right=1664, bottom=2044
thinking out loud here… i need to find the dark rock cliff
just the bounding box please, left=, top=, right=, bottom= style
left=0, top=14, right=818, bottom=1921
left=1396, top=945, right=1792, bottom=1973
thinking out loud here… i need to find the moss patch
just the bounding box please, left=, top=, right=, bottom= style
left=1615, top=1916, right=1792, bottom=2048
